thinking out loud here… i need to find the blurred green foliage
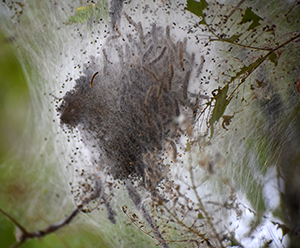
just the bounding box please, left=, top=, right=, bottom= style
left=68, top=3, right=107, bottom=24
left=0, top=31, right=27, bottom=248
left=0, top=31, right=114, bottom=248
left=0, top=32, right=29, bottom=159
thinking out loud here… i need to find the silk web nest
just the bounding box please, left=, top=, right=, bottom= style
left=57, top=12, right=200, bottom=247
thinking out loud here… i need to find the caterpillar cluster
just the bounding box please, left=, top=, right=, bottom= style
left=58, top=13, right=198, bottom=186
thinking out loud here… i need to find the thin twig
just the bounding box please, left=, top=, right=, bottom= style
left=188, top=165, right=225, bottom=248
left=194, top=32, right=300, bottom=130
left=227, top=32, right=300, bottom=100
left=0, top=206, right=81, bottom=248
left=159, top=196, right=211, bottom=245
left=1, top=177, right=103, bottom=247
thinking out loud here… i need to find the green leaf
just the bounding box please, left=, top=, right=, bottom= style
left=186, top=142, right=191, bottom=151
left=233, top=56, right=265, bottom=81
left=209, top=85, right=230, bottom=137
left=240, top=8, right=263, bottom=30
left=186, top=0, right=208, bottom=25
left=268, top=52, right=278, bottom=66
left=223, top=33, right=242, bottom=42
left=209, top=34, right=242, bottom=43
left=68, top=4, right=105, bottom=24
left=208, top=56, right=267, bottom=138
